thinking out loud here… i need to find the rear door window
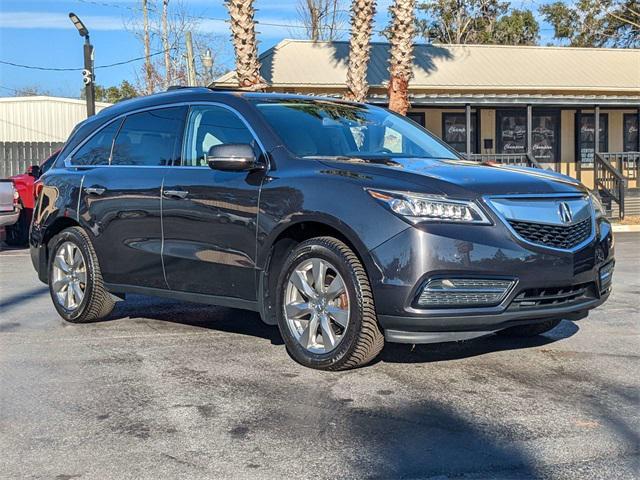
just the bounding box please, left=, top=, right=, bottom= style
left=111, top=107, right=187, bottom=166
left=70, top=119, right=122, bottom=166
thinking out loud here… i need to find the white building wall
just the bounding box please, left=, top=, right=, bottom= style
left=0, top=96, right=111, bottom=142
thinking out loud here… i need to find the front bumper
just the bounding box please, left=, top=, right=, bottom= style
left=369, top=215, right=614, bottom=343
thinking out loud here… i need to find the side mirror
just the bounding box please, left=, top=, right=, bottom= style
left=27, top=164, right=41, bottom=179
left=207, top=144, right=261, bottom=172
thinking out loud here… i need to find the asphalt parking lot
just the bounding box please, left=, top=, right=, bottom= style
left=0, top=234, right=638, bottom=480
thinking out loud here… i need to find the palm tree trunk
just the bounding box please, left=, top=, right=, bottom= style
left=344, top=0, right=376, bottom=102
left=387, top=0, right=416, bottom=115
left=226, top=0, right=266, bottom=91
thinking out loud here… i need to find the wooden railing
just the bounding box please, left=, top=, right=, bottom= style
left=464, top=153, right=542, bottom=169
left=594, top=152, right=627, bottom=219
left=600, top=151, right=639, bottom=180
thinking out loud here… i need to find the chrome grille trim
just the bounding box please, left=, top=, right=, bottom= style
left=484, top=194, right=596, bottom=252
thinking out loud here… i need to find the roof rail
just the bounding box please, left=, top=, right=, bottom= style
left=165, top=85, right=248, bottom=93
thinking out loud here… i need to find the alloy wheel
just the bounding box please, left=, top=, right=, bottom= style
left=284, top=258, right=350, bottom=354
left=52, top=241, right=87, bottom=311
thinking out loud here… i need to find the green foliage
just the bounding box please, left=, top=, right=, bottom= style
left=540, top=0, right=639, bottom=47
left=494, top=9, right=539, bottom=45
left=81, top=80, right=139, bottom=104
left=414, top=0, right=539, bottom=45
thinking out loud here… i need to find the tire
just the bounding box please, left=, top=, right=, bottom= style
left=48, top=226, right=115, bottom=323
left=497, top=319, right=561, bottom=338
left=5, top=208, right=30, bottom=247
left=276, top=237, right=384, bottom=371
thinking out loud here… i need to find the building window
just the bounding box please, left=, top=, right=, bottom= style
left=407, top=112, right=425, bottom=128
left=496, top=110, right=526, bottom=155
left=531, top=110, right=560, bottom=165
left=623, top=114, right=639, bottom=152
left=442, top=112, right=477, bottom=153
left=577, top=113, right=608, bottom=166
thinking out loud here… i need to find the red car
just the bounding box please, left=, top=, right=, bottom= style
left=5, top=150, right=59, bottom=246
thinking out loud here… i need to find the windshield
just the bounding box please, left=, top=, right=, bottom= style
left=252, top=99, right=459, bottom=160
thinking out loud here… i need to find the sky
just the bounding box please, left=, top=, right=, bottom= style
left=0, top=0, right=558, bottom=99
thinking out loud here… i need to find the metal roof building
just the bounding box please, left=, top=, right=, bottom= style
left=214, top=40, right=640, bottom=103
left=215, top=40, right=640, bottom=216
left=0, top=96, right=111, bottom=143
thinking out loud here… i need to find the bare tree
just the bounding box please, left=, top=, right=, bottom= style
left=387, top=0, right=417, bottom=115
left=125, top=1, right=230, bottom=93
left=344, top=0, right=376, bottom=102
left=142, top=0, right=154, bottom=94
left=162, top=0, right=171, bottom=89
left=226, top=0, right=266, bottom=90
left=296, top=0, right=345, bottom=41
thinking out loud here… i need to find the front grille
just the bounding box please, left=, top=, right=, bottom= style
left=509, top=217, right=592, bottom=250
left=509, top=283, right=594, bottom=310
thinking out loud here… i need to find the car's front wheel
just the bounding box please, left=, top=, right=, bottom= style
left=48, top=226, right=115, bottom=323
left=276, top=237, right=384, bottom=371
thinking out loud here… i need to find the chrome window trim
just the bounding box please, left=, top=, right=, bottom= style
left=62, top=101, right=268, bottom=170
left=482, top=193, right=597, bottom=253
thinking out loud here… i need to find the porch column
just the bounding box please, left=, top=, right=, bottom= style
left=465, top=103, right=471, bottom=157
left=526, top=104, right=532, bottom=158
left=594, top=105, right=600, bottom=154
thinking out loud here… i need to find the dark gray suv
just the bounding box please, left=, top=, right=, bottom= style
left=30, top=88, right=614, bottom=370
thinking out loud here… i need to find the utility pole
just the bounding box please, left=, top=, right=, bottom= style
left=69, top=13, right=95, bottom=116
left=185, top=31, right=197, bottom=86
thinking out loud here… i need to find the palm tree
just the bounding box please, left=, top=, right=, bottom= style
left=344, top=0, right=377, bottom=102
left=387, top=0, right=416, bottom=115
left=226, top=0, right=266, bottom=90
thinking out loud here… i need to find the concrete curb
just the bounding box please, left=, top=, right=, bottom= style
left=612, top=225, right=640, bottom=233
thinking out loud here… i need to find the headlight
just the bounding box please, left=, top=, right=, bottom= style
left=589, top=191, right=606, bottom=218
left=366, top=189, right=490, bottom=224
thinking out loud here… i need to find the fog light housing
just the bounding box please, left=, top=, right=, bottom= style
left=599, top=261, right=614, bottom=290
left=416, top=278, right=515, bottom=308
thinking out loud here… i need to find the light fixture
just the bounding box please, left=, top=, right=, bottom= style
left=69, top=12, right=89, bottom=38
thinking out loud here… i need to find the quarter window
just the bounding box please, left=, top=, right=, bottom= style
left=70, top=119, right=121, bottom=166
left=182, top=105, right=257, bottom=167
left=111, top=107, right=186, bottom=166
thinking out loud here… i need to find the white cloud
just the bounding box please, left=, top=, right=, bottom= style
left=0, top=11, right=126, bottom=30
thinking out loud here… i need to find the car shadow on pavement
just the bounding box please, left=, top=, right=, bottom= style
left=378, top=320, right=579, bottom=364
left=107, top=294, right=285, bottom=345
left=106, top=295, right=580, bottom=363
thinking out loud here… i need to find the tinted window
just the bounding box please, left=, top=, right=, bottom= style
left=252, top=100, right=457, bottom=160
left=71, top=119, right=121, bottom=166
left=182, top=105, right=256, bottom=167
left=40, top=151, right=59, bottom=174
left=111, top=107, right=186, bottom=166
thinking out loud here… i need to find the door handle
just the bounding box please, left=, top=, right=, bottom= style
left=163, top=189, right=189, bottom=199
left=84, top=186, right=106, bottom=196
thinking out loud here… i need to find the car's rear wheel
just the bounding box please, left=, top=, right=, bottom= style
left=276, top=237, right=384, bottom=370
left=48, top=226, right=115, bottom=323
left=497, top=319, right=561, bottom=337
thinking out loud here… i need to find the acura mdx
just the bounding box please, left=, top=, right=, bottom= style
left=30, top=88, right=614, bottom=370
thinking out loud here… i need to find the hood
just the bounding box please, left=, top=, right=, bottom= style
left=315, top=156, right=586, bottom=198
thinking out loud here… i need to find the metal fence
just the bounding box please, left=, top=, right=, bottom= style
left=0, top=141, right=64, bottom=178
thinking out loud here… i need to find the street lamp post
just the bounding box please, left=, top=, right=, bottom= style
left=69, top=13, right=95, bottom=117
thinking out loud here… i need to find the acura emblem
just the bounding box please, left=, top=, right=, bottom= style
left=558, top=202, right=573, bottom=224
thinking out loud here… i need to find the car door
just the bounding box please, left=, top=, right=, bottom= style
left=78, top=106, right=187, bottom=289
left=161, top=104, right=266, bottom=300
